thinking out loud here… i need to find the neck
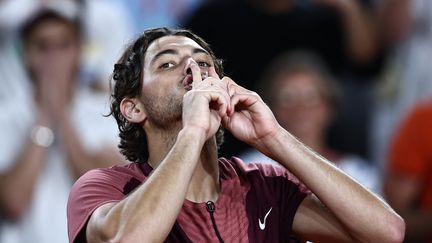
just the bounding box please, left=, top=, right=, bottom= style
left=146, top=123, right=182, bottom=168
left=186, top=138, right=220, bottom=202
left=146, top=125, right=220, bottom=203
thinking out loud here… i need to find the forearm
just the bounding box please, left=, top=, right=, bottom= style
left=0, top=140, right=47, bottom=220
left=338, top=0, right=378, bottom=64
left=265, top=129, right=404, bottom=242
left=58, top=115, right=121, bottom=178
left=92, top=128, right=206, bottom=242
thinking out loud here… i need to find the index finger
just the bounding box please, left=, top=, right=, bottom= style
left=190, top=63, right=202, bottom=87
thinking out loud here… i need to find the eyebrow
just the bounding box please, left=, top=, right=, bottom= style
left=150, top=47, right=210, bottom=65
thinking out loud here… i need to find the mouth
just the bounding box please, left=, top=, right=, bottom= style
left=181, top=71, right=209, bottom=91
left=182, top=74, right=193, bottom=91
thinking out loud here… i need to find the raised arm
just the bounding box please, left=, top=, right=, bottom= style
left=86, top=128, right=207, bottom=242
left=222, top=78, right=405, bottom=242
left=0, top=111, right=52, bottom=220
left=41, top=55, right=125, bottom=178
left=268, top=130, right=404, bottom=242
left=56, top=112, right=125, bottom=179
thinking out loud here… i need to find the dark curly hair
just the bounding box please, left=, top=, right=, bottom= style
left=110, top=27, right=225, bottom=163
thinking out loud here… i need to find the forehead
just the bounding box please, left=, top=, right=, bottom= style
left=274, top=71, right=322, bottom=93
left=28, top=20, right=75, bottom=40
left=279, top=70, right=320, bottom=85
left=145, top=35, right=205, bottom=60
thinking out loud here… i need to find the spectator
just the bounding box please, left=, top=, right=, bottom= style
left=240, top=52, right=380, bottom=193
left=0, top=8, right=124, bottom=243
left=384, top=100, right=432, bottom=243
left=1, top=0, right=135, bottom=94
left=372, top=0, right=432, bottom=169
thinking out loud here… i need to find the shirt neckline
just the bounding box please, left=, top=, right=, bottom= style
left=139, top=159, right=233, bottom=208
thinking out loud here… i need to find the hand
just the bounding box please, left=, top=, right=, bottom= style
left=36, top=51, right=74, bottom=124
left=182, top=64, right=231, bottom=141
left=221, top=79, right=281, bottom=151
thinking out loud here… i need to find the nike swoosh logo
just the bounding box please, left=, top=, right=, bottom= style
left=258, top=207, right=272, bottom=230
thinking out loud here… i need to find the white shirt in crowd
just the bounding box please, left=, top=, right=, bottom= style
left=0, top=89, right=120, bottom=243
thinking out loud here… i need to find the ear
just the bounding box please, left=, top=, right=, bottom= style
left=120, top=97, right=147, bottom=123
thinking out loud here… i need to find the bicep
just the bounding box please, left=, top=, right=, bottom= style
left=292, top=194, right=354, bottom=243
left=86, top=202, right=118, bottom=243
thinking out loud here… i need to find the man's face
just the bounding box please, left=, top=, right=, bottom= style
left=273, top=71, right=331, bottom=138
left=25, top=19, right=80, bottom=82
left=139, top=35, right=214, bottom=128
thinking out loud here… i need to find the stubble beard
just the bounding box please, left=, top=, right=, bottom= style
left=141, top=90, right=183, bottom=130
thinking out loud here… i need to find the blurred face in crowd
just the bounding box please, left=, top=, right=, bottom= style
left=24, top=17, right=80, bottom=85
left=272, top=70, right=332, bottom=139
left=138, top=35, right=213, bottom=128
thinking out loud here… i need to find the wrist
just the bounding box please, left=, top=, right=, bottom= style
left=256, top=127, right=295, bottom=160
left=179, top=126, right=207, bottom=144
left=253, top=125, right=285, bottom=148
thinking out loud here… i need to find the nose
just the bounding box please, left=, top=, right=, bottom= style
left=184, top=58, right=196, bottom=76
left=183, top=58, right=209, bottom=79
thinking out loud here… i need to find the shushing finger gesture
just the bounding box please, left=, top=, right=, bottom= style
left=182, top=63, right=281, bottom=152
left=182, top=64, right=231, bottom=141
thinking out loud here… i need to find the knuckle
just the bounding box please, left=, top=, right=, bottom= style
left=250, top=91, right=259, bottom=96
left=221, top=76, right=229, bottom=82
left=184, top=89, right=199, bottom=98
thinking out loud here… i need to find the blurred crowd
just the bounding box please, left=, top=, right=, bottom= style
left=0, top=0, right=431, bottom=242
